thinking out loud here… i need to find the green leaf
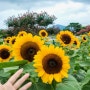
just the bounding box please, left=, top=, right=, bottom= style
left=79, top=61, right=90, bottom=67
left=67, top=50, right=75, bottom=56
left=4, top=66, right=19, bottom=72
left=28, top=79, right=52, bottom=90
left=80, top=69, right=90, bottom=88
left=0, top=60, right=28, bottom=69
left=23, top=62, right=38, bottom=79
left=0, top=72, right=11, bottom=77
left=73, top=69, right=86, bottom=82
left=82, top=81, right=90, bottom=90
left=69, top=56, right=76, bottom=74
left=56, top=75, right=81, bottom=90
left=0, top=69, right=10, bottom=84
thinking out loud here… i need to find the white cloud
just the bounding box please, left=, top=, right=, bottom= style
left=32, top=1, right=90, bottom=26
left=0, top=9, right=27, bottom=29
left=0, top=0, right=90, bottom=29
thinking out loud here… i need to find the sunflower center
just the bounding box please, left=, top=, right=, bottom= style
left=7, top=40, right=9, bottom=43
left=48, top=59, right=57, bottom=67
left=0, top=49, right=10, bottom=59
left=83, top=37, right=86, bottom=40
left=61, top=34, right=71, bottom=44
left=20, top=41, right=40, bottom=62
left=20, top=34, right=23, bottom=36
left=41, top=32, right=46, bottom=36
left=74, top=41, right=77, bottom=45
left=12, top=39, right=15, bottom=44
left=42, top=54, right=62, bottom=74
left=27, top=48, right=36, bottom=55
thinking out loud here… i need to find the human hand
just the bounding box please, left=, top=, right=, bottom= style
left=0, top=68, right=32, bottom=90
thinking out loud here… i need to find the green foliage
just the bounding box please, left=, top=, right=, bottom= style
left=81, top=69, right=90, bottom=89
left=0, top=60, right=28, bottom=69
left=47, top=27, right=60, bottom=35
left=65, top=22, right=82, bottom=33
left=56, top=75, right=81, bottom=90
left=1, top=32, right=90, bottom=90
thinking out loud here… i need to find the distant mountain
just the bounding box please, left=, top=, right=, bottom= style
left=53, top=24, right=66, bottom=30
left=48, top=24, right=66, bottom=30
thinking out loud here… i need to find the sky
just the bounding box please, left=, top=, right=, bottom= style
left=0, top=0, right=90, bottom=29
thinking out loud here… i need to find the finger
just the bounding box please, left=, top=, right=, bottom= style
left=3, top=82, right=15, bottom=90
left=19, top=82, right=32, bottom=90
left=13, top=73, right=29, bottom=89
left=0, top=83, right=4, bottom=90
left=7, top=68, right=23, bottom=84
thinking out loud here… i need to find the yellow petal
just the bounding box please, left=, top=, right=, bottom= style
left=38, top=70, right=45, bottom=77
left=54, top=74, right=62, bottom=82
left=61, top=70, right=68, bottom=78
left=48, top=74, right=53, bottom=84
left=41, top=73, right=49, bottom=83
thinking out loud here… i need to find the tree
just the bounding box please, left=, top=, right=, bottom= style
left=47, top=26, right=60, bottom=35
left=65, top=22, right=82, bottom=33
left=5, top=11, right=56, bottom=35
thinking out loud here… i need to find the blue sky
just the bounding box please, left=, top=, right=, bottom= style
left=0, top=0, right=90, bottom=29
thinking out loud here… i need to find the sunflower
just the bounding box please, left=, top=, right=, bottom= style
left=13, top=33, right=44, bottom=62
left=57, top=31, right=75, bottom=46
left=9, top=36, right=16, bottom=45
left=70, top=37, right=80, bottom=49
left=4, top=37, right=11, bottom=44
left=81, top=34, right=87, bottom=42
left=88, top=32, right=90, bottom=36
left=39, top=29, right=48, bottom=38
left=17, top=31, right=27, bottom=37
left=56, top=32, right=60, bottom=42
left=0, top=45, right=12, bottom=62
left=34, top=45, right=70, bottom=84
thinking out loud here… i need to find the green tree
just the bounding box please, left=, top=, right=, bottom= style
left=5, top=11, right=56, bottom=35
left=47, top=26, right=60, bottom=35
left=65, top=22, right=82, bottom=33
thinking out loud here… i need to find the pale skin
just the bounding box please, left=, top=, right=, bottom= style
left=0, top=68, right=32, bottom=90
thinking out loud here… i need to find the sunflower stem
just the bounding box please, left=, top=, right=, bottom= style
left=51, top=84, right=55, bottom=90
left=52, top=40, right=55, bottom=45
left=51, top=80, right=56, bottom=90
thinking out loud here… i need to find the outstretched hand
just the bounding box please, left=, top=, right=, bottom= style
left=0, top=68, right=32, bottom=90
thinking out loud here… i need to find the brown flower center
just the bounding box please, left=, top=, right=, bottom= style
left=42, top=54, right=62, bottom=74
left=83, top=37, right=86, bottom=40
left=20, top=41, right=40, bottom=62
left=61, top=34, right=71, bottom=44
left=0, top=49, right=10, bottom=59
left=6, top=40, right=9, bottom=43
left=12, top=39, right=16, bottom=44
left=41, top=32, right=46, bottom=37
left=74, top=41, right=77, bottom=45
left=20, top=34, right=23, bottom=36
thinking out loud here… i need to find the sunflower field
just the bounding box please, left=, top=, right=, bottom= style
left=0, top=29, right=90, bottom=90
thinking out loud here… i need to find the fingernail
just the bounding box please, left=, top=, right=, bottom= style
left=29, top=82, right=32, bottom=85
left=20, top=68, right=23, bottom=72
left=26, top=73, right=30, bottom=76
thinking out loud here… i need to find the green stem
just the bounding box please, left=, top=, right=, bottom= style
left=51, top=81, right=56, bottom=90
left=51, top=84, right=55, bottom=90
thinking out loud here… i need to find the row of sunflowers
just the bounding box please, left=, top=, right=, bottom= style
left=0, top=29, right=90, bottom=90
